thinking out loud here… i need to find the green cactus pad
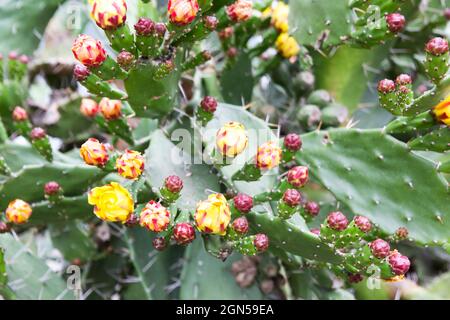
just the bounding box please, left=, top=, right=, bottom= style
left=408, top=126, right=450, bottom=153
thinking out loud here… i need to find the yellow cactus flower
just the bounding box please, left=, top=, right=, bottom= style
left=116, top=150, right=145, bottom=180
left=88, top=182, right=134, bottom=223
left=90, top=0, right=127, bottom=30
left=139, top=200, right=171, bottom=232
left=433, top=95, right=450, bottom=125
left=80, top=138, right=109, bottom=167
left=275, top=33, right=300, bottom=58
left=256, top=141, right=282, bottom=170
left=5, top=199, right=32, bottom=224
left=194, top=193, right=231, bottom=235
left=271, top=2, right=289, bottom=33
left=216, top=121, right=248, bottom=158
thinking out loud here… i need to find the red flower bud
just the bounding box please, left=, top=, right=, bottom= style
left=44, top=181, right=61, bottom=195
left=254, top=233, right=269, bottom=252
left=232, top=216, right=249, bottom=235
left=310, top=228, right=320, bottom=236
left=369, top=239, right=390, bottom=259
left=326, top=211, right=348, bottom=231
left=204, top=16, right=218, bottom=30
left=12, top=106, right=28, bottom=121
left=73, top=64, right=91, bottom=81
left=200, top=96, right=218, bottom=113
left=152, top=237, right=167, bottom=251
left=19, top=55, right=29, bottom=64
left=226, top=47, right=238, bottom=58
left=445, top=8, right=450, bottom=20
left=154, top=23, right=167, bottom=36
left=282, top=189, right=301, bottom=207
left=348, top=273, right=363, bottom=284
left=395, top=74, right=412, bottom=86
left=117, top=51, right=135, bottom=69
left=385, top=13, right=405, bottom=33
left=168, top=0, right=199, bottom=26
left=283, top=133, right=302, bottom=151
left=134, top=18, right=154, bottom=36
left=377, top=79, right=395, bottom=93
left=395, top=227, right=409, bottom=239
left=388, top=251, right=410, bottom=275
left=125, top=214, right=139, bottom=227
left=233, top=193, right=253, bottom=213
left=353, top=215, right=372, bottom=233
left=164, top=175, right=184, bottom=193
left=8, top=51, right=18, bottom=60
left=425, top=37, right=449, bottom=56
left=287, top=166, right=309, bottom=188
left=30, top=127, right=47, bottom=140
left=219, top=27, right=233, bottom=39
left=173, top=222, right=195, bottom=245
left=80, top=98, right=99, bottom=118
left=304, top=201, right=320, bottom=217
left=0, top=221, right=10, bottom=234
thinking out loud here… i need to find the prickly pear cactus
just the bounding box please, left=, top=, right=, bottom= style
left=0, top=0, right=449, bottom=301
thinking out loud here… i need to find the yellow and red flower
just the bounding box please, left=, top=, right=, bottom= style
left=226, top=0, right=253, bottom=22
left=88, top=182, right=134, bottom=222
left=5, top=199, right=32, bottom=224
left=80, top=98, right=99, bottom=118
left=139, top=200, right=171, bottom=232
left=256, top=141, right=282, bottom=170
left=433, top=95, right=450, bottom=125
left=80, top=138, right=109, bottom=167
left=275, top=33, right=300, bottom=58
left=116, top=150, right=145, bottom=180
left=271, top=2, right=289, bottom=33
left=72, top=34, right=107, bottom=67
left=90, top=0, right=127, bottom=30
left=168, top=0, right=199, bottom=26
left=99, top=97, right=122, bottom=120
left=216, top=122, right=248, bottom=158
left=194, top=193, right=231, bottom=235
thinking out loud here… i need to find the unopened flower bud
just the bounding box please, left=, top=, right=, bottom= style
left=284, top=133, right=302, bottom=151
left=200, top=96, right=217, bottom=113
left=256, top=141, right=282, bottom=170
left=377, top=79, right=395, bottom=93
left=395, top=74, right=412, bottom=86
left=80, top=98, right=99, bottom=118
left=44, top=181, right=61, bottom=195
left=310, top=228, right=320, bottom=235
left=134, top=18, right=154, bottom=36
left=8, top=51, right=18, bottom=60
left=30, top=127, right=46, bottom=140
left=445, top=8, right=450, bottom=20
left=80, top=138, right=109, bottom=167
left=12, top=106, right=28, bottom=121
left=72, top=34, right=107, bottom=67
left=204, top=16, right=218, bottom=30
left=226, top=0, right=253, bottom=22
left=254, top=233, right=269, bottom=252
left=388, top=251, right=410, bottom=275
left=304, top=201, right=320, bottom=217
left=219, top=27, right=233, bottom=39
left=168, top=0, right=199, bottom=26
left=287, top=166, right=309, bottom=188
left=395, top=227, right=409, bottom=240
left=19, top=55, right=29, bottom=64
left=195, top=193, right=231, bottom=235
left=153, top=237, right=167, bottom=251
left=216, top=122, right=248, bottom=158
left=226, top=47, right=238, bottom=58
left=124, top=213, right=139, bottom=227
left=117, top=51, right=135, bottom=70
left=73, top=64, right=91, bottom=81
left=425, top=37, right=449, bottom=55
left=232, top=216, right=249, bottom=235
left=326, top=211, right=348, bottom=231
left=99, top=97, right=122, bottom=120
left=282, top=189, right=301, bottom=207
left=6, top=199, right=32, bottom=224
left=369, top=239, right=390, bottom=259
left=90, top=0, right=127, bottom=30
left=0, top=221, right=10, bottom=234
left=233, top=193, right=253, bottom=213
left=116, top=150, right=145, bottom=180
left=154, top=22, right=167, bottom=36
left=385, top=13, right=405, bottom=33
left=348, top=273, right=363, bottom=284
left=164, top=175, right=184, bottom=193
left=173, top=222, right=196, bottom=245
left=353, top=215, right=372, bottom=233
left=88, top=182, right=133, bottom=222
left=140, top=200, right=171, bottom=232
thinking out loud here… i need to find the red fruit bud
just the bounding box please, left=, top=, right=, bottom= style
left=233, top=193, right=253, bottom=213
left=12, top=106, right=28, bottom=121
left=134, top=18, right=155, bottom=36
left=73, top=64, right=91, bottom=81
left=327, top=211, right=348, bottom=231
left=44, top=181, right=61, bottom=195
left=152, top=237, right=167, bottom=251
left=8, top=51, right=18, bottom=60
left=395, top=74, right=412, bottom=86
left=377, top=79, right=395, bottom=93
left=283, top=133, right=302, bottom=151
left=173, top=222, right=195, bottom=245
left=369, top=239, right=390, bottom=259
left=19, top=55, right=29, bottom=64
left=200, top=96, right=217, bottom=113
left=348, top=273, right=363, bottom=284
left=164, top=175, right=183, bottom=193
left=310, top=228, right=320, bottom=236
left=395, top=227, right=409, bottom=239
left=282, top=189, right=301, bottom=207
left=204, top=16, right=218, bottom=30
left=154, top=23, right=167, bottom=36
left=385, top=13, right=405, bottom=33
left=30, top=127, right=47, bottom=140
left=425, top=37, right=449, bottom=56
left=226, top=47, right=238, bottom=58
left=254, top=233, right=269, bottom=252
left=304, top=201, right=320, bottom=217
left=353, top=215, right=372, bottom=233
left=287, top=166, right=309, bottom=188
left=0, top=221, right=10, bottom=234
left=117, top=51, right=135, bottom=69
left=232, top=216, right=249, bottom=235
left=388, top=251, right=410, bottom=275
